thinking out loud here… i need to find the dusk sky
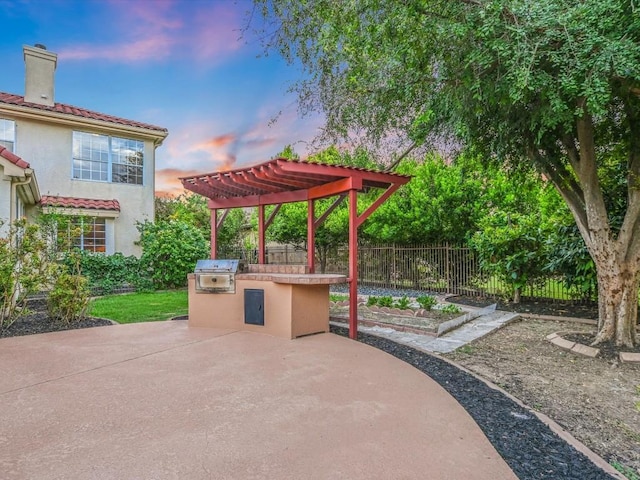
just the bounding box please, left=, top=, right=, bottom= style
left=0, top=0, right=322, bottom=196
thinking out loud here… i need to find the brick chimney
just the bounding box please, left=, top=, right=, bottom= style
left=23, top=44, right=57, bottom=107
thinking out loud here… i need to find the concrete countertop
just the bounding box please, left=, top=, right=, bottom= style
left=236, top=273, right=348, bottom=285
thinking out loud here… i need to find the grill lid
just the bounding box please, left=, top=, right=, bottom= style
left=194, top=259, right=241, bottom=273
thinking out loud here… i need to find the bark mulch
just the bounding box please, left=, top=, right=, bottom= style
left=0, top=299, right=113, bottom=338
left=449, top=294, right=600, bottom=320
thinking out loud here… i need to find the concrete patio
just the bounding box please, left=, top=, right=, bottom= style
left=0, top=322, right=517, bottom=479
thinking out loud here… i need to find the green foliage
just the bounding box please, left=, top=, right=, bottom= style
left=545, top=224, right=597, bottom=301
left=441, top=304, right=462, bottom=314
left=266, top=146, right=380, bottom=271
left=377, top=295, right=393, bottom=307
left=274, top=144, right=300, bottom=160
left=253, top=0, right=640, bottom=343
left=457, top=345, right=475, bottom=355
left=330, top=293, right=349, bottom=302
left=394, top=295, right=411, bottom=310
left=366, top=296, right=378, bottom=306
left=364, top=154, right=490, bottom=244
left=610, top=461, right=640, bottom=480
left=471, top=212, right=548, bottom=303
left=416, top=295, right=437, bottom=310
left=155, top=193, right=247, bottom=252
left=61, top=250, right=150, bottom=294
left=136, top=220, right=209, bottom=289
left=47, top=273, right=90, bottom=324
left=0, top=219, right=59, bottom=332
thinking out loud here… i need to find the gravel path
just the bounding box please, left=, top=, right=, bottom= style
left=331, top=284, right=442, bottom=300
left=330, top=325, right=617, bottom=480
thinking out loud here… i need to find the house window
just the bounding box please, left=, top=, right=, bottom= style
left=72, top=131, right=144, bottom=185
left=67, top=217, right=107, bottom=253
left=0, top=118, right=15, bottom=151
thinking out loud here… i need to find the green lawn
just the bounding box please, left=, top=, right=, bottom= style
left=88, top=290, right=188, bottom=324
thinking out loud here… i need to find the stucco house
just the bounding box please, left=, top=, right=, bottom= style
left=0, top=45, right=167, bottom=256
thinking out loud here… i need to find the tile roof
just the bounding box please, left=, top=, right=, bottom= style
left=40, top=195, right=121, bottom=212
left=0, top=145, right=30, bottom=169
left=0, top=92, right=167, bottom=133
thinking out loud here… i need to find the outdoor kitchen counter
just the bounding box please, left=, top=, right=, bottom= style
left=188, top=268, right=347, bottom=339
left=235, top=273, right=347, bottom=285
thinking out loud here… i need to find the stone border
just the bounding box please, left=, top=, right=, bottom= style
left=330, top=300, right=463, bottom=319
left=546, top=331, right=640, bottom=363
left=329, top=316, right=437, bottom=336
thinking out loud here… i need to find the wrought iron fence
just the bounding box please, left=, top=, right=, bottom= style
left=218, top=245, right=306, bottom=266
left=218, top=243, right=589, bottom=303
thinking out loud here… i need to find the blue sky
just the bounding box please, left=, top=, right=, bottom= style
left=0, top=0, right=322, bottom=195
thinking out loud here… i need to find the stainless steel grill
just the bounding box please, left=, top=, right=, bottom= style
left=194, top=259, right=244, bottom=294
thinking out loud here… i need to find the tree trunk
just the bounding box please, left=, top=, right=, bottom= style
left=593, top=263, right=639, bottom=347
left=513, top=287, right=521, bottom=304
left=318, top=246, right=328, bottom=274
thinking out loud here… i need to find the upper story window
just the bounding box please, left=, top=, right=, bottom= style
left=0, top=118, right=16, bottom=152
left=72, top=131, right=144, bottom=185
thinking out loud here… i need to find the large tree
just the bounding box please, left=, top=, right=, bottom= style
left=252, top=0, right=640, bottom=346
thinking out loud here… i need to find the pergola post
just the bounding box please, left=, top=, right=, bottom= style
left=307, top=199, right=315, bottom=273
left=210, top=208, right=217, bottom=259
left=258, top=205, right=266, bottom=264
left=348, top=188, right=358, bottom=339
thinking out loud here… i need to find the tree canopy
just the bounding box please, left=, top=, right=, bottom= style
left=252, top=0, right=640, bottom=346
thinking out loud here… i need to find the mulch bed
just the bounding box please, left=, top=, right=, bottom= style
left=450, top=295, right=600, bottom=320
left=0, top=299, right=113, bottom=338
left=331, top=324, right=617, bottom=480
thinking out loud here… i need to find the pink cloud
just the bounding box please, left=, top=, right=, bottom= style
left=59, top=36, right=175, bottom=62
left=155, top=167, right=201, bottom=197
left=155, top=108, right=324, bottom=195
left=58, top=0, right=244, bottom=63
left=198, top=134, right=237, bottom=150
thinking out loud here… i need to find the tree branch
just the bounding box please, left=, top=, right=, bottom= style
left=560, top=135, right=581, bottom=173
left=618, top=95, right=640, bottom=261
left=575, top=113, right=611, bottom=247
left=385, top=141, right=418, bottom=172
left=526, top=145, right=589, bottom=235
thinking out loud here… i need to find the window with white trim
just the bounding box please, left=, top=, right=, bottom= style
left=72, top=131, right=144, bottom=185
left=0, top=118, right=15, bottom=152
left=60, top=217, right=107, bottom=253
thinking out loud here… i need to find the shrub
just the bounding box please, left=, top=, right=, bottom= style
left=416, top=295, right=437, bottom=310
left=441, top=304, right=462, bottom=314
left=394, top=295, right=411, bottom=310
left=47, top=273, right=90, bottom=324
left=366, top=296, right=379, bottom=306
left=471, top=212, right=548, bottom=304
left=330, top=293, right=349, bottom=302
left=62, top=250, right=150, bottom=294
left=137, top=219, right=209, bottom=289
left=0, top=219, right=58, bottom=332
left=377, top=295, right=394, bottom=307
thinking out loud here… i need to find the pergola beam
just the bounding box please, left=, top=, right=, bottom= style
left=314, top=194, right=347, bottom=229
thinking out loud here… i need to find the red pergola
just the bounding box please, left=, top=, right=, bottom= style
left=180, top=158, right=410, bottom=339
